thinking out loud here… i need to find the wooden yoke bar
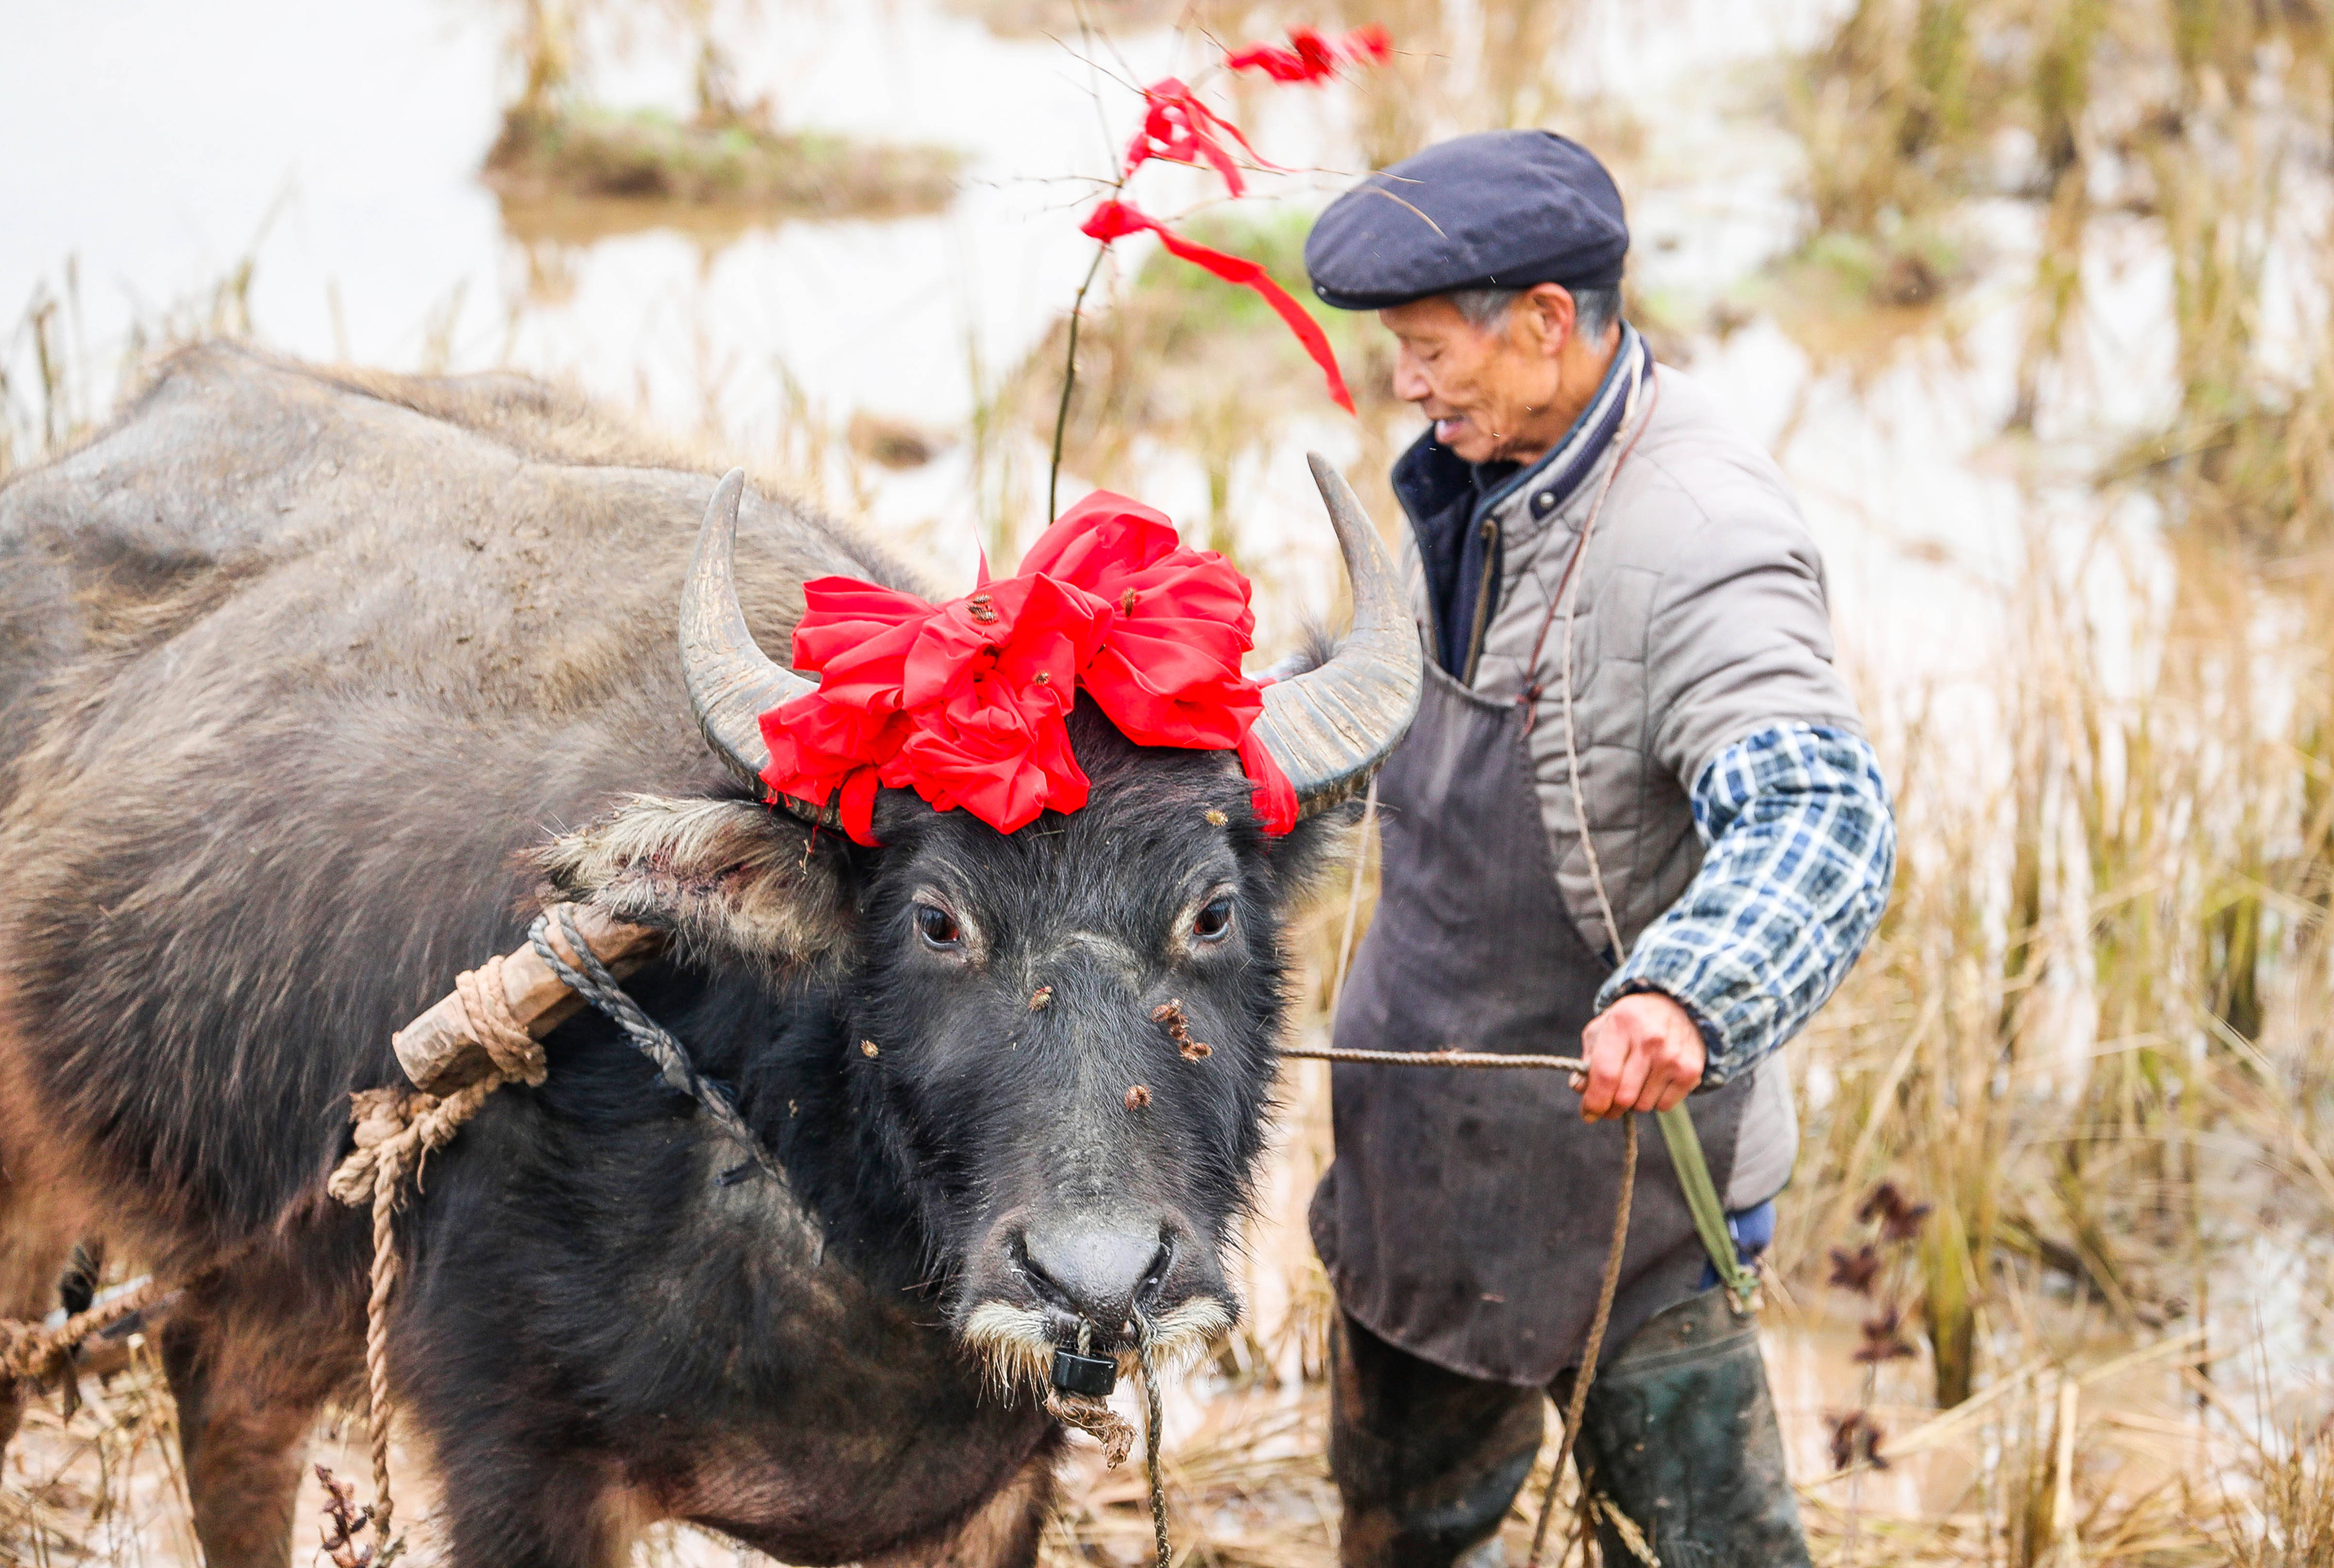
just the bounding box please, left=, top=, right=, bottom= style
left=392, top=904, right=666, bottom=1093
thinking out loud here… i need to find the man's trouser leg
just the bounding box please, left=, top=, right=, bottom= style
left=1331, top=1291, right=1810, bottom=1568
left=1329, top=1311, right=1542, bottom=1568
left=1565, top=1288, right=1812, bottom=1568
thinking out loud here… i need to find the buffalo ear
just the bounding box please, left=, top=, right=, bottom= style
left=1264, top=789, right=1370, bottom=907
left=1258, top=622, right=1377, bottom=904
left=530, top=794, right=855, bottom=977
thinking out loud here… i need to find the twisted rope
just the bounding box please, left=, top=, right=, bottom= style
left=1279, top=1044, right=1587, bottom=1073
left=530, top=906, right=781, bottom=1183
left=1275, top=1042, right=1650, bottom=1567
left=452, top=952, right=546, bottom=1086
left=328, top=951, right=525, bottom=1559
left=1526, top=1114, right=1638, bottom=1568
left=1279, top=1047, right=1659, bottom=1562
left=1134, top=1324, right=1172, bottom=1568
left=0, top=1272, right=178, bottom=1390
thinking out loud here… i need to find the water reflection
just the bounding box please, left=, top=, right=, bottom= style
left=498, top=192, right=798, bottom=255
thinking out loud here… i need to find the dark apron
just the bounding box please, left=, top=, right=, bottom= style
left=1309, top=660, right=1752, bottom=1387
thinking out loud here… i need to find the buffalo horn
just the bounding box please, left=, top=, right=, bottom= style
left=679, top=469, right=828, bottom=821
left=1252, top=455, right=1425, bottom=817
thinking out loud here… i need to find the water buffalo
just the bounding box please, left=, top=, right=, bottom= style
left=0, top=344, right=1418, bottom=1567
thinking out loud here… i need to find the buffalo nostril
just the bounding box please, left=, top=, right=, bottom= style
left=1019, top=1221, right=1174, bottom=1330
left=1134, top=1240, right=1173, bottom=1306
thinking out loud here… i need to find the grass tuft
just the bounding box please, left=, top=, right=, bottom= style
left=481, top=103, right=962, bottom=216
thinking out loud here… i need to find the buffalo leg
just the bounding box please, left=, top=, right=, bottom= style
left=865, top=1441, right=1058, bottom=1568
left=436, top=1453, right=641, bottom=1568
left=161, top=1280, right=345, bottom=1568
left=0, top=1187, right=81, bottom=1455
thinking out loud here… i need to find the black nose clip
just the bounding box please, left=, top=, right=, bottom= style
left=1050, top=1346, right=1118, bottom=1397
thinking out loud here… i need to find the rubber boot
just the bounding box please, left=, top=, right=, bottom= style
left=1569, top=1288, right=1810, bottom=1568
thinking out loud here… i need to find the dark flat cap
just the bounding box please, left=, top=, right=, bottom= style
left=1304, top=130, right=1628, bottom=310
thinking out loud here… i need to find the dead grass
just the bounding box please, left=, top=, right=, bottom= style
left=477, top=0, right=960, bottom=219
left=939, top=0, right=1187, bottom=38
left=1, top=1343, right=193, bottom=1567
left=1, top=256, right=255, bottom=487
left=480, top=104, right=961, bottom=215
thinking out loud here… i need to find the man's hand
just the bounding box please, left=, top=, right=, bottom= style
left=1574, top=992, right=1706, bottom=1121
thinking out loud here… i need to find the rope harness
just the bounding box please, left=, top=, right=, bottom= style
left=523, top=911, right=783, bottom=1185
left=314, top=907, right=790, bottom=1561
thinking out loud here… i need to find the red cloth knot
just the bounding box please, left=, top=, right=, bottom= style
left=759, top=491, right=1299, bottom=845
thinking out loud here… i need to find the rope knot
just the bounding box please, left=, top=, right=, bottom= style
left=329, top=1089, right=410, bottom=1206
left=448, top=953, right=547, bottom=1087
left=1044, top=1391, right=1135, bottom=1468
left=348, top=1087, right=408, bottom=1151
left=0, top=1318, right=56, bottom=1387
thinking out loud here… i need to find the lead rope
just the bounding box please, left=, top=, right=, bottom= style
left=529, top=906, right=784, bottom=1184
left=1520, top=359, right=1668, bottom=1568
left=1136, top=1321, right=1173, bottom=1568
left=1527, top=1117, right=1637, bottom=1568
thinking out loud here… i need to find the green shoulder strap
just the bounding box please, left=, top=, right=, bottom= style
left=1655, top=1103, right=1762, bottom=1314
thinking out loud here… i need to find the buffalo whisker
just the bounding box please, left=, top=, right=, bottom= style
left=961, top=1303, right=1055, bottom=1399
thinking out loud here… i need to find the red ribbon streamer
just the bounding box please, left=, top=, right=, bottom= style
left=1080, top=199, right=1355, bottom=415
left=1122, top=76, right=1274, bottom=196
left=1225, top=25, right=1391, bottom=84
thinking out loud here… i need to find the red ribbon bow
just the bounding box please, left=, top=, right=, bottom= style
left=759, top=492, right=1299, bottom=845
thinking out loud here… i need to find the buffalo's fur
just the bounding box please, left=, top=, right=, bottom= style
left=0, top=345, right=1357, bottom=1568
left=535, top=794, right=857, bottom=976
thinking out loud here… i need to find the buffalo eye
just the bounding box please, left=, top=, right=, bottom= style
left=915, top=902, right=964, bottom=950
left=1192, top=895, right=1235, bottom=943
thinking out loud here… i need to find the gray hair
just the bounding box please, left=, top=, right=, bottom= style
left=1449, top=283, right=1622, bottom=342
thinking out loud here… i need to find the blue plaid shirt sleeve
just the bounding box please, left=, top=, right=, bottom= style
left=1594, top=724, right=1895, bottom=1086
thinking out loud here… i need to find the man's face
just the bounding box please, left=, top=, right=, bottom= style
left=1379, top=288, right=1575, bottom=466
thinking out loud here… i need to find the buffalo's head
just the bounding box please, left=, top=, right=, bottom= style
left=538, top=459, right=1419, bottom=1393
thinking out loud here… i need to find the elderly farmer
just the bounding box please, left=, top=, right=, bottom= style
left=1301, top=131, right=1896, bottom=1568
